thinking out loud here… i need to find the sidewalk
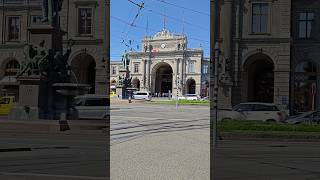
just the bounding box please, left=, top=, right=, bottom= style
left=0, top=119, right=108, bottom=134
left=110, top=98, right=145, bottom=105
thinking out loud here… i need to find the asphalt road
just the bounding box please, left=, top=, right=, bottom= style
left=0, top=131, right=109, bottom=180
left=214, top=140, right=320, bottom=180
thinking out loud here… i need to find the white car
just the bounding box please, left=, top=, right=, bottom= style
left=219, top=102, right=286, bottom=122
left=70, top=94, right=109, bottom=120
left=178, top=94, right=200, bottom=100
left=133, top=91, right=152, bottom=101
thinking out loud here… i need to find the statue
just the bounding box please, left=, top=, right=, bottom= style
left=18, top=39, right=74, bottom=81
left=42, top=0, right=63, bottom=23
left=18, top=41, right=48, bottom=77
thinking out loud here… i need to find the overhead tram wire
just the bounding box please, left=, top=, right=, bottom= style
left=111, top=16, right=209, bottom=44
left=126, top=0, right=209, bottom=32
left=152, top=0, right=210, bottom=16
left=119, top=0, right=145, bottom=51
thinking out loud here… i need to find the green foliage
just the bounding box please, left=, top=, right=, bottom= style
left=219, top=119, right=320, bottom=132
left=147, top=99, right=209, bottom=105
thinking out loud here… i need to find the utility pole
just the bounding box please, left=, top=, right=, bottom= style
left=176, top=75, right=180, bottom=109
left=210, top=0, right=220, bottom=179
left=104, top=1, right=110, bottom=179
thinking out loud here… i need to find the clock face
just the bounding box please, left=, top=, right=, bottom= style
left=161, top=44, right=166, bottom=48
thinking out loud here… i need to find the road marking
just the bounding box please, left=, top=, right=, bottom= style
left=0, top=172, right=108, bottom=179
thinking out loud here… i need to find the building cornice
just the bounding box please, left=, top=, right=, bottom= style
left=237, top=38, right=291, bottom=44
left=62, top=39, right=103, bottom=45
left=0, top=44, right=24, bottom=49
left=127, top=49, right=203, bottom=58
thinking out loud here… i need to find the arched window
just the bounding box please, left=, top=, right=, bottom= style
left=4, top=60, right=20, bottom=76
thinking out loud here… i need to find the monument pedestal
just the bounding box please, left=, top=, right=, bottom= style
left=9, top=76, right=41, bottom=120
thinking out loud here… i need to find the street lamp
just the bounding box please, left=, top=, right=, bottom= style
left=176, top=74, right=180, bottom=109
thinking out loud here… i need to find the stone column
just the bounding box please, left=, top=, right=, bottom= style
left=218, top=0, right=233, bottom=109
left=142, top=59, right=146, bottom=90
left=146, top=59, right=150, bottom=91
left=221, top=0, right=233, bottom=66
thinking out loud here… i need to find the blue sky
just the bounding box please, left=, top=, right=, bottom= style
left=110, top=0, right=210, bottom=61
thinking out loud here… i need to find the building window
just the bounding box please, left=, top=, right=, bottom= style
left=188, top=61, right=195, bottom=73
left=4, top=60, right=20, bottom=76
left=112, top=66, right=117, bottom=75
left=78, top=8, right=93, bottom=35
left=298, top=12, right=314, bottom=39
left=7, top=16, right=20, bottom=41
left=134, top=64, right=139, bottom=73
left=203, top=65, right=208, bottom=74
left=252, top=3, right=269, bottom=34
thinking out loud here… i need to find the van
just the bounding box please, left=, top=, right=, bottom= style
left=133, top=91, right=152, bottom=101
left=70, top=94, right=110, bottom=120
left=0, top=96, right=15, bottom=115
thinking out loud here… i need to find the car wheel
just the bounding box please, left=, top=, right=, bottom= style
left=266, top=119, right=276, bottom=123
left=222, top=117, right=232, bottom=121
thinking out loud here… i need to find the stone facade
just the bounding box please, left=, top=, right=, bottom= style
left=111, top=29, right=209, bottom=98
left=217, top=0, right=320, bottom=113
left=0, top=0, right=107, bottom=99
left=217, top=0, right=291, bottom=110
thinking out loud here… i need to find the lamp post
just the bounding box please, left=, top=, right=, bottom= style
left=176, top=74, right=180, bottom=109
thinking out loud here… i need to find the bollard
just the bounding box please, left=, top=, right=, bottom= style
left=59, top=112, right=70, bottom=131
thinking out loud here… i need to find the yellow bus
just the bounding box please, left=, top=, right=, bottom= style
left=0, top=96, right=15, bottom=115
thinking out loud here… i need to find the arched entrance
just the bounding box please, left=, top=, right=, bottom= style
left=132, top=78, right=140, bottom=90
left=294, top=61, right=317, bottom=112
left=186, top=78, right=196, bottom=94
left=245, top=54, right=274, bottom=103
left=153, top=63, right=173, bottom=97
left=71, top=53, right=96, bottom=94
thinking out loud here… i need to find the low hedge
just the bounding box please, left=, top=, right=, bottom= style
left=219, top=119, right=320, bottom=132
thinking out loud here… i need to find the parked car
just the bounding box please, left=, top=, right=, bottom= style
left=70, top=94, right=109, bottom=120
left=178, top=94, right=200, bottom=100
left=220, top=102, right=286, bottom=122
left=110, top=91, right=117, bottom=98
left=133, top=91, right=152, bottom=101
left=285, top=111, right=320, bottom=124
left=200, top=96, right=209, bottom=101
left=0, top=96, right=15, bottom=115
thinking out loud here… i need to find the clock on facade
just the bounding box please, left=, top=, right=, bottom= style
left=161, top=43, right=166, bottom=48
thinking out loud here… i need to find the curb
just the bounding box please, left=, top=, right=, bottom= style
left=0, top=120, right=108, bottom=134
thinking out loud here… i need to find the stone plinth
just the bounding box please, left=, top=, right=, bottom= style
left=9, top=76, right=41, bottom=120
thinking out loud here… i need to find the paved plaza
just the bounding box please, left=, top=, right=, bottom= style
left=110, top=103, right=210, bottom=180
left=111, top=102, right=320, bottom=180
